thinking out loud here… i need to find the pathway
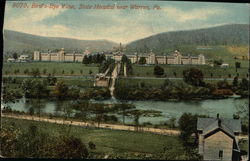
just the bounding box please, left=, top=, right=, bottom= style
left=3, top=114, right=248, bottom=139
left=3, top=113, right=180, bottom=135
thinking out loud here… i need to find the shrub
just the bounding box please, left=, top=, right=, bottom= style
left=88, top=141, right=96, bottom=150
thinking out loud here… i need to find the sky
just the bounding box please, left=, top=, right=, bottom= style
left=4, top=1, right=250, bottom=44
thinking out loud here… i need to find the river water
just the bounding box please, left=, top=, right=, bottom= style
left=7, top=97, right=248, bottom=125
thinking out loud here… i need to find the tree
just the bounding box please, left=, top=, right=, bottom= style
left=0, top=123, right=20, bottom=157
left=25, top=99, right=46, bottom=121
left=235, top=62, right=241, bottom=69
left=234, top=102, right=249, bottom=133
left=88, top=141, right=96, bottom=150
left=217, top=80, right=231, bottom=89
left=89, top=103, right=107, bottom=127
left=52, top=136, right=89, bottom=159
left=213, top=59, right=223, bottom=66
left=163, top=79, right=173, bottom=88
left=28, top=107, right=34, bottom=119
left=43, top=69, right=47, bottom=75
left=121, top=55, right=133, bottom=75
left=80, top=69, right=83, bottom=75
left=173, top=72, right=177, bottom=78
left=210, top=73, right=213, bottom=78
left=154, top=65, right=164, bottom=76
left=126, top=109, right=162, bottom=131
left=89, top=70, right=92, bottom=75
left=61, top=102, right=74, bottom=129
left=114, top=103, right=136, bottom=124
left=239, top=78, right=249, bottom=90
left=82, top=55, right=90, bottom=64
left=235, top=62, right=241, bottom=72
left=138, top=57, right=147, bottom=65
left=167, top=117, right=176, bottom=129
left=30, top=68, right=40, bottom=78
left=233, top=76, right=238, bottom=87
left=178, top=113, right=199, bottom=145
left=53, top=81, right=69, bottom=99
left=183, top=68, right=204, bottom=86
left=99, top=58, right=115, bottom=73
left=1, top=86, right=22, bottom=129
left=47, top=74, right=57, bottom=86
left=12, top=53, right=18, bottom=60
left=23, top=68, right=29, bottom=74
left=121, top=55, right=129, bottom=63
left=21, top=79, right=49, bottom=98
left=72, top=101, right=91, bottom=121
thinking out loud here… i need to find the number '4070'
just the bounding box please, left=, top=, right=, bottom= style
left=12, top=3, right=29, bottom=8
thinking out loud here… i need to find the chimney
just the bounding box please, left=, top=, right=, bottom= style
left=218, top=119, right=222, bottom=127
left=217, top=113, right=219, bottom=119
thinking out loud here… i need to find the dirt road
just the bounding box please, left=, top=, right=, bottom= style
left=3, top=113, right=248, bottom=139
left=2, top=113, right=180, bottom=135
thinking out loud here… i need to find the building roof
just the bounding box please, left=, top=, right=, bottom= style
left=20, top=55, right=29, bottom=57
left=197, top=117, right=241, bottom=133
left=202, top=119, right=235, bottom=138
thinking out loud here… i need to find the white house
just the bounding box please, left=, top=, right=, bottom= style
left=18, top=55, right=30, bottom=62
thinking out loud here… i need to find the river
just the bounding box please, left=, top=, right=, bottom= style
left=6, top=97, right=248, bottom=125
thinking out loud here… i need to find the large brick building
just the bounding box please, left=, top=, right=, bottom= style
left=34, top=48, right=90, bottom=62
left=107, top=50, right=206, bottom=65
left=34, top=48, right=205, bottom=65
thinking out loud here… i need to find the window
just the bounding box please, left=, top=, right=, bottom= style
left=219, top=150, right=223, bottom=159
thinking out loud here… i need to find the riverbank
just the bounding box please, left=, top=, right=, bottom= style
left=2, top=113, right=180, bottom=135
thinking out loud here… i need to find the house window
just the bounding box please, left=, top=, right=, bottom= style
left=219, top=150, right=223, bottom=159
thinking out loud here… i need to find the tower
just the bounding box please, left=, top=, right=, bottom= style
left=34, top=51, right=41, bottom=61
left=58, top=48, right=65, bottom=62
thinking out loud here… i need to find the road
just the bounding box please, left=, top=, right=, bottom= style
left=3, top=75, right=94, bottom=79
left=2, top=113, right=248, bottom=140
left=3, top=113, right=180, bottom=135
left=109, top=63, right=121, bottom=97
left=3, top=74, right=247, bottom=81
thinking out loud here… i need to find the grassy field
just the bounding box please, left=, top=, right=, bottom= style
left=3, top=62, right=99, bottom=76
left=131, top=64, right=249, bottom=78
left=117, top=78, right=234, bottom=89
left=3, top=117, right=184, bottom=158
left=4, top=76, right=94, bottom=88
left=57, top=77, right=94, bottom=87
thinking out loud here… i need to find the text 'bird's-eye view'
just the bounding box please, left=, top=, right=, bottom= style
left=1, top=0, right=249, bottom=160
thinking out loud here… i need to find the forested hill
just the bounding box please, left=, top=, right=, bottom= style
left=126, top=24, right=249, bottom=54
left=3, top=30, right=118, bottom=53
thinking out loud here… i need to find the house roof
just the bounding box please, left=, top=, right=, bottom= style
left=202, top=120, right=235, bottom=138
left=197, top=117, right=241, bottom=133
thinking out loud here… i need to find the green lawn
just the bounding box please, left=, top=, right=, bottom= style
left=132, top=64, right=249, bottom=79
left=3, top=62, right=99, bottom=76
left=57, top=77, right=94, bottom=87
left=3, top=117, right=184, bottom=158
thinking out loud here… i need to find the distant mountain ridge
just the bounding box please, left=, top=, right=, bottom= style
left=3, top=24, right=249, bottom=56
left=125, top=24, right=249, bottom=54
left=3, top=30, right=118, bottom=53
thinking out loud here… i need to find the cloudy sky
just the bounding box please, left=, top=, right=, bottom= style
left=4, top=1, right=249, bottom=44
